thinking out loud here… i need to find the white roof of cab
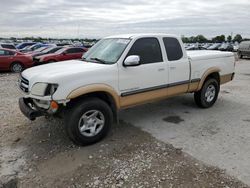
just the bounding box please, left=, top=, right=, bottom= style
left=105, top=33, right=178, bottom=39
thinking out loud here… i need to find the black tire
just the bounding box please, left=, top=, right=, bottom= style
left=194, top=78, right=220, bottom=108
left=64, top=98, right=113, bottom=146
left=10, top=62, right=24, bottom=73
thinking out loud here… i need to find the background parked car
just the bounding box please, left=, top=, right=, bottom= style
left=238, top=41, right=250, bottom=58
left=218, top=43, right=234, bottom=51
left=20, top=43, right=55, bottom=52
left=0, top=48, right=33, bottom=72
left=201, top=43, right=212, bottom=50
left=0, top=43, right=17, bottom=50
left=16, top=42, right=36, bottom=50
left=33, top=47, right=87, bottom=65
left=32, top=46, right=63, bottom=58
left=207, top=43, right=222, bottom=50
left=233, top=43, right=239, bottom=52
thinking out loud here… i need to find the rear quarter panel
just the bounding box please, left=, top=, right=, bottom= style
left=189, top=51, right=235, bottom=81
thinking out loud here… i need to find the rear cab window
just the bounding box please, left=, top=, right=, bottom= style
left=127, top=37, right=163, bottom=64
left=66, top=48, right=85, bottom=54
left=163, top=37, right=183, bottom=61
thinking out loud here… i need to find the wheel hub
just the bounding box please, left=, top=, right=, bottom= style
left=13, top=64, right=22, bottom=72
left=205, top=85, right=216, bottom=102
left=78, top=110, right=105, bottom=137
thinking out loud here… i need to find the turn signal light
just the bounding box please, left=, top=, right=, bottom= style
left=50, top=101, right=59, bottom=110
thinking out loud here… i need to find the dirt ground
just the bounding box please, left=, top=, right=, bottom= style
left=0, top=61, right=249, bottom=187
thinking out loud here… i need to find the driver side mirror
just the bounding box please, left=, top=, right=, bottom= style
left=62, top=52, right=67, bottom=55
left=123, top=55, right=140, bottom=67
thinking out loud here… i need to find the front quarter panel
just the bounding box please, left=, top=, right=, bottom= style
left=51, top=64, right=119, bottom=102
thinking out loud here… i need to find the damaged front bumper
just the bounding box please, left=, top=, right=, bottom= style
left=19, top=97, right=65, bottom=121
left=19, top=98, right=44, bottom=120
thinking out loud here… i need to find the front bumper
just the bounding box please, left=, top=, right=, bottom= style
left=19, top=98, right=44, bottom=120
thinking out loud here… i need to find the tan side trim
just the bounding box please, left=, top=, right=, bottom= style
left=120, top=83, right=193, bottom=109
left=197, top=67, right=221, bottom=90
left=187, top=81, right=200, bottom=92
left=220, top=73, right=234, bottom=85
left=168, top=84, right=188, bottom=97
left=67, top=84, right=120, bottom=109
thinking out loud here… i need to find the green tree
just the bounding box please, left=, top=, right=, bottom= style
left=212, top=35, right=225, bottom=43
left=195, top=35, right=208, bottom=43
left=233, top=34, right=243, bottom=42
left=181, top=35, right=190, bottom=43
left=227, top=35, right=232, bottom=42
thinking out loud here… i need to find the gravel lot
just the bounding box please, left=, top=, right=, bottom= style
left=121, top=58, right=250, bottom=185
left=0, top=59, right=249, bottom=188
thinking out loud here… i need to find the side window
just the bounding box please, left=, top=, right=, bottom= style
left=163, top=37, right=183, bottom=61
left=66, top=48, right=83, bottom=54
left=5, top=50, right=15, bottom=56
left=0, top=50, right=15, bottom=56
left=127, top=38, right=163, bottom=64
left=0, top=50, right=5, bottom=56
left=74, top=48, right=85, bottom=53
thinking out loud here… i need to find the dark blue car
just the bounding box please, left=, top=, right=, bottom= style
left=16, top=42, right=36, bottom=50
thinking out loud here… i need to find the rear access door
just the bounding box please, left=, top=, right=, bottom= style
left=162, top=37, right=190, bottom=96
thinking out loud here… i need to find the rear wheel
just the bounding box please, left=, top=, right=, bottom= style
left=10, top=62, right=24, bottom=73
left=194, top=78, right=220, bottom=108
left=64, top=98, right=113, bottom=146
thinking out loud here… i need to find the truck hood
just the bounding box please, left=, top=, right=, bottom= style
left=22, top=60, right=108, bottom=84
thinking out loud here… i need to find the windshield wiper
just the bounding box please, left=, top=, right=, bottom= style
left=90, top=57, right=106, bottom=64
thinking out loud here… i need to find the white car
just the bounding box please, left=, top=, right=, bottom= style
left=18, top=34, right=235, bottom=145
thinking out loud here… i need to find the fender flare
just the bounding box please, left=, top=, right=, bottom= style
left=197, top=67, right=221, bottom=90
left=66, top=84, right=120, bottom=108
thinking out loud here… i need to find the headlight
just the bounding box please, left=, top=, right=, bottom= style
left=31, top=83, right=58, bottom=96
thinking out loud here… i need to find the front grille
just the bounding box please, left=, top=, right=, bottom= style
left=19, top=76, right=29, bottom=93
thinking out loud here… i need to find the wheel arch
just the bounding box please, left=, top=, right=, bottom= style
left=10, top=61, right=24, bottom=68
left=66, top=84, right=120, bottom=114
left=197, top=67, right=221, bottom=90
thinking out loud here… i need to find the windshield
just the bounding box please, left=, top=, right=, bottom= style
left=55, top=47, right=66, bottom=54
left=220, top=43, right=228, bottom=48
left=43, top=47, right=60, bottom=53
left=82, top=38, right=131, bottom=64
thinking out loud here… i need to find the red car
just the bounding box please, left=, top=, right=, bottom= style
left=33, top=47, right=87, bottom=65
left=0, top=48, right=33, bottom=72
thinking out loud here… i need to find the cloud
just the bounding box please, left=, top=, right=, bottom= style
left=0, top=0, right=249, bottom=38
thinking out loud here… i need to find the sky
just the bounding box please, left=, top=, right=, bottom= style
left=0, top=0, right=250, bottom=38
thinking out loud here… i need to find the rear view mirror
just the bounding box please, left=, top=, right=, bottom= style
left=123, top=55, right=140, bottom=67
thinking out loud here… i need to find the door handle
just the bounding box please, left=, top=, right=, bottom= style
left=170, top=66, right=176, bottom=70
left=158, top=68, right=165, bottom=71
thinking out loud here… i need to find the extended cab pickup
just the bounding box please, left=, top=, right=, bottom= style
left=18, top=34, right=235, bottom=145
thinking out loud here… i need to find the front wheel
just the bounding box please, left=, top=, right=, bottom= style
left=64, top=98, right=113, bottom=146
left=10, top=62, right=24, bottom=73
left=194, top=78, right=219, bottom=108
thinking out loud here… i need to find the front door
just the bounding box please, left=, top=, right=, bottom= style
left=118, top=37, right=168, bottom=107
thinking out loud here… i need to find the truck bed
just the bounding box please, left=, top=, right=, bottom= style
left=187, top=50, right=234, bottom=61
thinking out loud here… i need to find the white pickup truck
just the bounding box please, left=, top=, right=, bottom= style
left=18, top=34, right=235, bottom=145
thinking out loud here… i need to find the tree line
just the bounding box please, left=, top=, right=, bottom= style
left=181, top=34, right=247, bottom=43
